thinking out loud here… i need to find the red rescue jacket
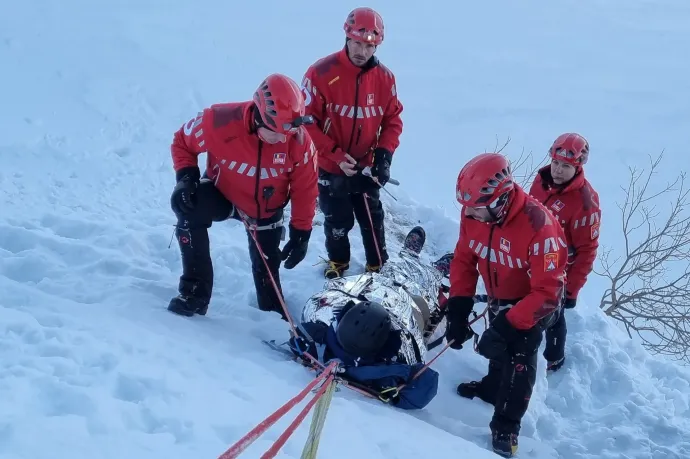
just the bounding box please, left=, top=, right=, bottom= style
left=529, top=166, right=601, bottom=299
left=171, top=101, right=318, bottom=231
left=301, top=48, right=403, bottom=175
left=449, top=185, right=568, bottom=330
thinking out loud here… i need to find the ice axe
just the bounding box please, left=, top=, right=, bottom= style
left=359, top=166, right=400, bottom=201
left=360, top=166, right=400, bottom=186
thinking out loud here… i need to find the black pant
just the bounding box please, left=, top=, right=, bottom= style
left=476, top=309, right=544, bottom=436
left=543, top=308, right=567, bottom=362
left=317, top=170, right=389, bottom=267
left=173, top=179, right=285, bottom=315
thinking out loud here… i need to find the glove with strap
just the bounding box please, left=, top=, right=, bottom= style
left=371, top=148, right=392, bottom=186
left=564, top=294, right=577, bottom=309
left=289, top=334, right=318, bottom=360
left=171, top=166, right=201, bottom=216
left=444, top=296, right=476, bottom=349
left=280, top=226, right=311, bottom=269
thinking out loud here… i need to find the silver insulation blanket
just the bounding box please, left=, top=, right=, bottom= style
left=301, top=249, right=445, bottom=364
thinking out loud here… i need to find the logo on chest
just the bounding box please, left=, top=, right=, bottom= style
left=499, top=237, right=511, bottom=253
left=367, top=93, right=375, bottom=105
left=551, top=200, right=565, bottom=212
left=273, top=152, right=286, bottom=165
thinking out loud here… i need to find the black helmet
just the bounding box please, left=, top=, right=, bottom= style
left=336, top=301, right=392, bottom=358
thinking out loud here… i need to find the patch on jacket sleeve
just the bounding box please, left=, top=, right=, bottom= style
left=544, top=252, right=559, bottom=272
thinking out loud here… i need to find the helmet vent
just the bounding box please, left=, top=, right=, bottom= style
left=263, top=113, right=277, bottom=128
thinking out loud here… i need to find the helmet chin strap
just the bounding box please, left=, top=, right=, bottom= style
left=486, top=206, right=501, bottom=222
left=486, top=191, right=511, bottom=223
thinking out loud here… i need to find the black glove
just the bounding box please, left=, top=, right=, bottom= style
left=444, top=296, right=476, bottom=349
left=477, top=312, right=512, bottom=360
left=564, top=297, right=577, bottom=309
left=280, top=226, right=311, bottom=269
left=371, top=148, right=392, bottom=186
left=171, top=167, right=200, bottom=216
left=478, top=311, right=541, bottom=360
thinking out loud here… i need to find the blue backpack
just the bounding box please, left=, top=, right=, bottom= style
left=342, top=362, right=439, bottom=410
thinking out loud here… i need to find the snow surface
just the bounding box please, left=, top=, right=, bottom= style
left=2, top=0, right=690, bottom=458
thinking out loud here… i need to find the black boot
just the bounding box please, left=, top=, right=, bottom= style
left=457, top=380, right=482, bottom=399
left=169, top=227, right=213, bottom=316
left=168, top=293, right=209, bottom=317
left=547, top=356, right=565, bottom=372
left=254, top=270, right=287, bottom=320
left=491, top=428, right=519, bottom=458
left=324, top=261, right=349, bottom=279
left=457, top=359, right=502, bottom=405
left=423, top=307, right=447, bottom=342
left=403, top=226, right=426, bottom=254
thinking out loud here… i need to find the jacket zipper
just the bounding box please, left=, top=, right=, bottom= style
left=355, top=125, right=362, bottom=145
left=346, top=73, right=363, bottom=153
left=254, top=141, right=263, bottom=220
left=486, top=225, right=496, bottom=298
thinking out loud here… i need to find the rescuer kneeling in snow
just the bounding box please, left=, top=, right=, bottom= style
left=445, top=153, right=568, bottom=457
left=166, top=74, right=318, bottom=319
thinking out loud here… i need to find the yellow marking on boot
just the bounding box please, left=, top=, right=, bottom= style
left=325, top=261, right=348, bottom=278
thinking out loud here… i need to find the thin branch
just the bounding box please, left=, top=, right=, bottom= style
left=597, top=151, right=690, bottom=364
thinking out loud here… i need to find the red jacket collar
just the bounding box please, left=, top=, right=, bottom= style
left=337, top=48, right=362, bottom=75
left=502, top=185, right=528, bottom=225
left=336, top=47, right=379, bottom=75
left=536, top=165, right=586, bottom=195
left=241, top=101, right=257, bottom=135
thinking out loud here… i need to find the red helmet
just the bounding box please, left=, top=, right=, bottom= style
left=549, top=133, right=590, bottom=167
left=343, top=7, right=384, bottom=45
left=253, top=74, right=311, bottom=136
left=456, top=153, right=515, bottom=209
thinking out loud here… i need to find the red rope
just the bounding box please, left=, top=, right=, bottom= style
left=362, top=193, right=383, bottom=267
left=241, top=218, right=323, bottom=368
left=241, top=213, right=489, bottom=409
left=218, top=361, right=338, bottom=459
left=260, top=373, right=335, bottom=459
left=242, top=220, right=297, bottom=332
left=395, top=305, right=489, bottom=393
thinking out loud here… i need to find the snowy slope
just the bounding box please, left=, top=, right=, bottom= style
left=2, top=1, right=690, bottom=458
